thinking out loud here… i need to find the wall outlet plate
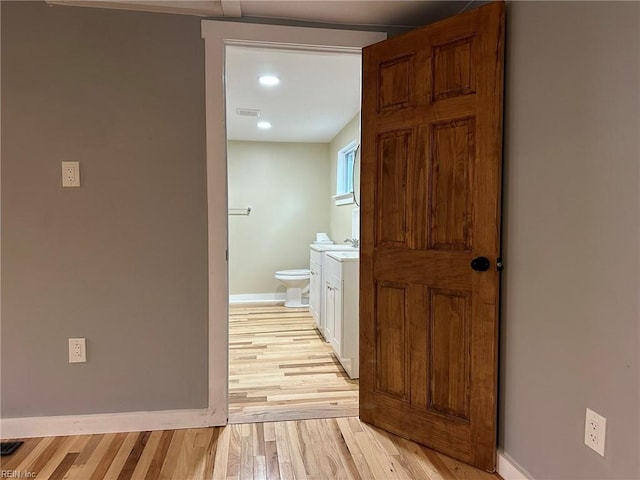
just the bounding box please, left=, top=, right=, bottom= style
left=62, top=161, right=80, bottom=187
left=69, top=338, right=86, bottom=363
left=585, top=408, right=606, bottom=456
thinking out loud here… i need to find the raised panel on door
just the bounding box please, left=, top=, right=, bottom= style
left=432, top=35, right=477, bottom=101
left=428, top=288, right=471, bottom=420
left=374, top=281, right=409, bottom=401
left=428, top=118, right=475, bottom=251
left=375, top=130, right=411, bottom=248
left=377, top=54, right=413, bottom=113
left=360, top=1, right=504, bottom=471
left=408, top=117, right=475, bottom=251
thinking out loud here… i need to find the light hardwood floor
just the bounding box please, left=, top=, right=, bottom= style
left=228, top=305, right=358, bottom=424
left=0, top=419, right=500, bottom=479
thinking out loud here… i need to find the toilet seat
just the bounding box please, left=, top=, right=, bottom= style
left=275, top=269, right=311, bottom=280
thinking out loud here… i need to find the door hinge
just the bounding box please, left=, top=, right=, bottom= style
left=226, top=249, right=229, bottom=261
left=496, top=257, right=504, bottom=272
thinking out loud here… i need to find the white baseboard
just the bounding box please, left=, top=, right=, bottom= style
left=229, top=293, right=285, bottom=306
left=497, top=449, right=533, bottom=480
left=1, top=408, right=216, bottom=439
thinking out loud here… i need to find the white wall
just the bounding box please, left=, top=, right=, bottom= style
left=227, top=141, right=330, bottom=295
left=329, top=113, right=360, bottom=243
left=500, top=2, right=639, bottom=479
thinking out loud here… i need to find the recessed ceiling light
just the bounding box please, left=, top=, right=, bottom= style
left=258, top=75, right=280, bottom=86
left=257, top=121, right=272, bottom=130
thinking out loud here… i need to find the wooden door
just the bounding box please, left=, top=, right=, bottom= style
left=359, top=1, right=504, bottom=471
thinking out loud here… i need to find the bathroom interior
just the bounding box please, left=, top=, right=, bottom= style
left=225, top=45, right=362, bottom=422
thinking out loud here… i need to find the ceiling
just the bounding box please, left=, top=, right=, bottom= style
left=238, top=1, right=468, bottom=28
left=226, top=46, right=361, bottom=143
left=47, top=0, right=478, bottom=142
left=48, top=1, right=473, bottom=27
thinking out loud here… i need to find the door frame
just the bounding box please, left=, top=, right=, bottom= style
left=200, top=20, right=386, bottom=424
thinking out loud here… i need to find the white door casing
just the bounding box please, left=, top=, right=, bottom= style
left=200, top=20, right=386, bottom=424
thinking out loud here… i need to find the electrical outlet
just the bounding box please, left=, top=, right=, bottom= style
left=585, top=408, right=606, bottom=456
left=62, top=161, right=80, bottom=187
left=68, top=338, right=87, bottom=363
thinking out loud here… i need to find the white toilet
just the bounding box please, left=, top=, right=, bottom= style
left=275, top=269, right=311, bottom=307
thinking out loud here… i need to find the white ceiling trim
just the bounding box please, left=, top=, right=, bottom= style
left=224, top=38, right=363, bottom=54
left=45, top=0, right=226, bottom=17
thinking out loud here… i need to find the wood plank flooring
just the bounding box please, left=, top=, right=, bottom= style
left=0, top=419, right=500, bottom=479
left=229, top=306, right=359, bottom=424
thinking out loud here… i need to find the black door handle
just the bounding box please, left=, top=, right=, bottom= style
left=471, top=257, right=491, bottom=272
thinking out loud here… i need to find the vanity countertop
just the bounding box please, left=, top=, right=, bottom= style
left=326, top=251, right=360, bottom=262
left=310, top=244, right=358, bottom=252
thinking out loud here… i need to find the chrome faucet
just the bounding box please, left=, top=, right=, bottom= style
left=344, top=238, right=360, bottom=248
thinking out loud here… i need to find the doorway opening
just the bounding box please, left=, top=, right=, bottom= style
left=224, top=44, right=362, bottom=424
left=204, top=4, right=504, bottom=470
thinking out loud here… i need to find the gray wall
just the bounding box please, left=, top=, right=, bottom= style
left=500, top=2, right=639, bottom=479
left=1, top=1, right=208, bottom=416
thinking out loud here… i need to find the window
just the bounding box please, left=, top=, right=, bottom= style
left=334, top=140, right=358, bottom=205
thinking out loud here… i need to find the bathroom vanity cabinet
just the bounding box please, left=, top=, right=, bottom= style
left=309, top=244, right=357, bottom=341
left=324, top=252, right=359, bottom=379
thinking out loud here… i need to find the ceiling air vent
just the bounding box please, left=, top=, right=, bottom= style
left=236, top=108, right=261, bottom=118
